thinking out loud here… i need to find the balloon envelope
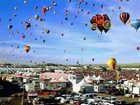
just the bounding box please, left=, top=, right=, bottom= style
left=120, top=12, right=130, bottom=24
left=130, top=19, right=140, bottom=31
left=24, top=45, right=31, bottom=53
left=107, top=58, right=117, bottom=70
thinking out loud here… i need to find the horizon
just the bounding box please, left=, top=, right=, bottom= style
left=0, top=0, right=140, bottom=64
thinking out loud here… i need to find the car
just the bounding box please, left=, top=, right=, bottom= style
left=69, top=99, right=81, bottom=104
left=115, top=100, right=127, bottom=105
left=110, top=97, right=116, bottom=101
left=60, top=97, right=69, bottom=104
left=87, top=98, right=95, bottom=104
left=96, top=96, right=105, bottom=100
left=111, top=89, right=124, bottom=95
left=105, top=88, right=113, bottom=94
left=82, top=93, right=97, bottom=99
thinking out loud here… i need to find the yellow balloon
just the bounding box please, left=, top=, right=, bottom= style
left=107, top=58, right=117, bottom=70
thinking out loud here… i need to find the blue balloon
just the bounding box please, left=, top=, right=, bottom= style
left=130, top=19, right=140, bottom=31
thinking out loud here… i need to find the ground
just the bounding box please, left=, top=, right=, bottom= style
left=97, top=93, right=139, bottom=103
left=2, top=93, right=139, bottom=105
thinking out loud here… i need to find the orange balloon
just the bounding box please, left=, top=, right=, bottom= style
left=24, top=45, right=31, bottom=53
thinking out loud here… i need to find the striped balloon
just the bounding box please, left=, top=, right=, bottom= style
left=120, top=12, right=130, bottom=24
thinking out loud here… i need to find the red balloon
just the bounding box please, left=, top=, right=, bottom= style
left=42, top=6, right=48, bottom=14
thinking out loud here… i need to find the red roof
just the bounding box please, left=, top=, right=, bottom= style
left=40, top=72, right=69, bottom=80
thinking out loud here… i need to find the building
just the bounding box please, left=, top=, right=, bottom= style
left=73, top=79, right=94, bottom=93
left=94, top=84, right=105, bottom=93
left=25, top=83, right=35, bottom=92
left=68, top=74, right=84, bottom=85
left=40, top=72, right=69, bottom=80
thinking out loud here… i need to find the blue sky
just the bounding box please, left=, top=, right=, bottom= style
left=0, top=0, right=140, bottom=64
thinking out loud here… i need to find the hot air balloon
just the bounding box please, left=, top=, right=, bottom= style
left=53, top=1, right=57, bottom=6
left=45, top=29, right=50, bottom=34
left=90, top=14, right=111, bottom=33
left=120, top=12, right=130, bottom=24
left=92, top=58, right=94, bottom=61
left=65, top=17, right=68, bottom=20
left=34, top=15, right=40, bottom=20
left=130, top=19, right=140, bottom=31
left=34, top=6, right=38, bottom=10
left=14, top=6, right=18, bottom=11
left=43, top=39, right=46, bottom=43
left=23, top=0, right=27, bottom=4
left=77, top=61, right=79, bottom=64
left=17, top=46, right=19, bottom=49
left=25, top=22, right=31, bottom=29
left=136, top=46, right=140, bottom=51
left=86, top=11, right=90, bottom=14
left=100, top=4, right=104, bottom=8
left=85, top=23, right=88, bottom=27
left=70, top=23, right=74, bottom=26
left=61, top=33, right=64, bottom=36
left=83, top=37, right=86, bottom=40
left=8, top=25, right=13, bottom=30
left=65, top=10, right=69, bottom=16
left=53, top=11, right=57, bottom=15
left=68, top=0, right=71, bottom=3
left=42, top=6, right=48, bottom=14
left=22, top=34, right=26, bottom=39
left=24, top=45, right=31, bottom=53
left=85, top=1, right=88, bottom=5
left=107, top=58, right=117, bottom=71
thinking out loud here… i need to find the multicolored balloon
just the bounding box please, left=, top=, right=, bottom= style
left=90, top=14, right=111, bottom=33
left=120, top=12, right=130, bottom=24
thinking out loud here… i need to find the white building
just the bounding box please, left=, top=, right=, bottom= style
left=68, top=74, right=84, bottom=85
left=25, top=83, right=35, bottom=92
left=73, top=79, right=94, bottom=93
left=132, top=86, right=140, bottom=96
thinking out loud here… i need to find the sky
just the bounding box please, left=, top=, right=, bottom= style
left=0, top=0, right=140, bottom=65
